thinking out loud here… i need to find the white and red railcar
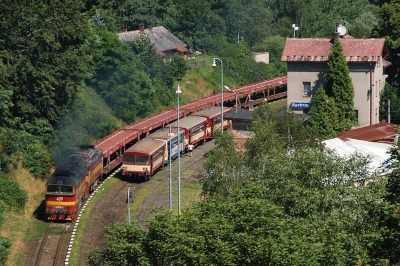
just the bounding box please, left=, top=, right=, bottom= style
left=191, top=106, right=232, bottom=137
left=122, top=138, right=167, bottom=181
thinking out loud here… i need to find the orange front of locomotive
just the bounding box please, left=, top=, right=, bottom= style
left=45, top=183, right=77, bottom=221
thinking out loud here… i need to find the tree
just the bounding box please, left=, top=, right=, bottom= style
left=307, top=86, right=340, bottom=139
left=370, top=142, right=400, bottom=264
left=380, top=82, right=400, bottom=124
left=0, top=0, right=95, bottom=137
left=324, top=38, right=356, bottom=127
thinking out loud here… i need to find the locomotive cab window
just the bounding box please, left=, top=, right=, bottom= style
left=47, top=185, right=59, bottom=193
left=47, top=185, right=73, bottom=194
left=124, top=155, right=135, bottom=164
left=60, top=186, right=73, bottom=194
left=136, top=156, right=148, bottom=165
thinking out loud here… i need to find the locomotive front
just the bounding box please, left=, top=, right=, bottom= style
left=45, top=145, right=103, bottom=220
left=45, top=165, right=84, bottom=220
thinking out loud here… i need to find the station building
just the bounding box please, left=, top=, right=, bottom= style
left=281, top=27, right=391, bottom=127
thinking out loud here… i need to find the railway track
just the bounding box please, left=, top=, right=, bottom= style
left=35, top=222, right=69, bottom=266
left=87, top=179, right=145, bottom=249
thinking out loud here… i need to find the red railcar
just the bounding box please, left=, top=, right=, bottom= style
left=45, top=145, right=103, bottom=220
left=191, top=106, right=232, bottom=137
left=168, top=116, right=208, bottom=150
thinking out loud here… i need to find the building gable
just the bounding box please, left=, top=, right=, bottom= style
left=118, top=25, right=189, bottom=57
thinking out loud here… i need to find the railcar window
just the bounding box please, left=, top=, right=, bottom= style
left=60, top=186, right=73, bottom=194
left=136, top=156, right=148, bottom=165
left=124, top=155, right=135, bottom=164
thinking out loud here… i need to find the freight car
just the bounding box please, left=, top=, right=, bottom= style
left=45, top=145, right=103, bottom=220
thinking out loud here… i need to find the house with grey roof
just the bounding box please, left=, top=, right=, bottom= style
left=118, top=24, right=189, bottom=58
left=281, top=27, right=391, bottom=128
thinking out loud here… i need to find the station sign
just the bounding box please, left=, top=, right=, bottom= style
left=289, top=102, right=311, bottom=109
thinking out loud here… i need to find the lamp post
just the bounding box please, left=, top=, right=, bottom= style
left=168, top=126, right=173, bottom=211
left=224, top=85, right=238, bottom=114
left=212, top=58, right=224, bottom=134
left=176, top=84, right=182, bottom=214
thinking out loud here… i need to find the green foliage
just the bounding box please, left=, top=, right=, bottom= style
left=86, top=222, right=151, bottom=266
left=223, top=0, right=274, bottom=47
left=0, top=172, right=28, bottom=211
left=167, top=55, right=189, bottom=80
left=324, top=38, right=356, bottom=127
left=380, top=82, right=400, bottom=123
left=252, top=35, right=288, bottom=77
left=0, top=0, right=95, bottom=136
left=0, top=128, right=51, bottom=178
left=0, top=236, right=11, bottom=265
left=201, top=131, right=245, bottom=198
left=307, top=86, right=340, bottom=139
left=52, top=86, right=122, bottom=164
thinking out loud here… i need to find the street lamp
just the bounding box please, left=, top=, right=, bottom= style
left=224, top=85, right=238, bottom=114
left=167, top=126, right=173, bottom=211
left=212, top=58, right=224, bottom=134
left=176, top=84, right=182, bottom=214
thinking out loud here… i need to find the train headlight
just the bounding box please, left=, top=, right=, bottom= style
left=122, top=166, right=127, bottom=170
left=143, top=167, right=148, bottom=172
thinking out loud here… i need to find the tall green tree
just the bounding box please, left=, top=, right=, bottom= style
left=324, top=38, right=356, bottom=128
left=307, top=86, right=340, bottom=139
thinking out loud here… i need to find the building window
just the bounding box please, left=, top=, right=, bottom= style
left=303, top=82, right=311, bottom=97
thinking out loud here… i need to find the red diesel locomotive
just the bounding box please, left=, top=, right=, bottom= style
left=45, top=145, right=103, bottom=220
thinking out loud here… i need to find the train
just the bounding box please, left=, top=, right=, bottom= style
left=45, top=145, right=103, bottom=220
left=121, top=106, right=231, bottom=180
left=44, top=106, right=232, bottom=220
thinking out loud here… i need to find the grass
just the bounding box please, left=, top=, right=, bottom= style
left=68, top=175, right=120, bottom=266
left=1, top=165, right=47, bottom=266
left=176, top=54, right=235, bottom=105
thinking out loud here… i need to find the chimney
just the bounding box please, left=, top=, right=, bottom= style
left=121, top=26, right=128, bottom=33
left=139, top=24, right=144, bottom=32
left=148, top=23, right=153, bottom=30
left=395, top=134, right=399, bottom=143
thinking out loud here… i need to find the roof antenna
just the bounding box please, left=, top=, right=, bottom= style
left=292, top=24, right=299, bottom=38
left=334, top=20, right=347, bottom=37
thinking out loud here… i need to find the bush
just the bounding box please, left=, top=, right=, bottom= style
left=0, top=128, right=51, bottom=178
left=168, top=55, right=189, bottom=80
left=0, top=236, right=11, bottom=265
left=0, top=172, right=28, bottom=211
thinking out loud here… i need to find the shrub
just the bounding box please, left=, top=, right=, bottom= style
left=0, top=172, right=28, bottom=211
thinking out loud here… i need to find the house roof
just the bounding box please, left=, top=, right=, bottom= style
left=322, top=137, right=392, bottom=176
left=337, top=122, right=398, bottom=143
left=281, top=36, right=389, bottom=64
left=118, top=26, right=189, bottom=55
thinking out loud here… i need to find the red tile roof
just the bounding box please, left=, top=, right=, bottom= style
left=281, top=37, right=388, bottom=63
left=337, top=122, right=398, bottom=142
